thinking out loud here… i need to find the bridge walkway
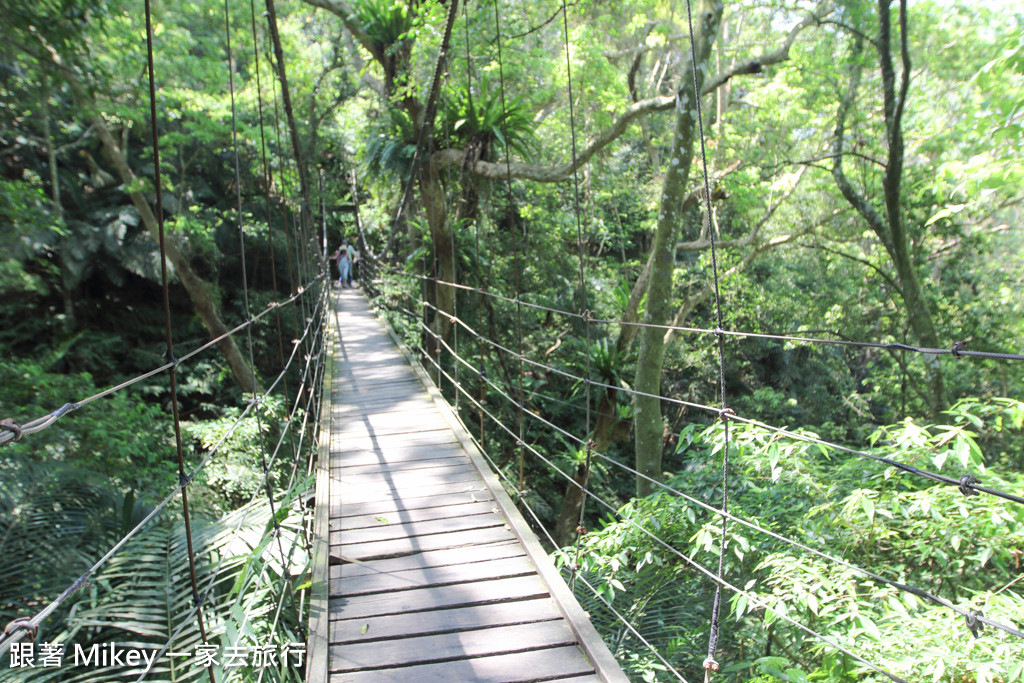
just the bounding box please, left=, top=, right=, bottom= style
left=307, top=287, right=627, bottom=683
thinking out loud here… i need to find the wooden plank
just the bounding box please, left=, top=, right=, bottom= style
left=332, top=397, right=437, bottom=417
left=332, top=382, right=422, bottom=398
left=337, top=368, right=418, bottom=381
left=330, top=444, right=466, bottom=467
left=331, top=455, right=467, bottom=477
left=335, top=375, right=420, bottom=390
left=333, top=419, right=451, bottom=439
left=329, top=646, right=595, bottom=683
left=330, top=597, right=562, bottom=643
left=329, top=575, right=550, bottom=621
left=335, top=524, right=515, bottom=561
left=330, top=620, right=579, bottom=673
left=330, top=509, right=505, bottom=546
left=333, top=478, right=488, bottom=506
left=334, top=407, right=445, bottom=430
left=332, top=499, right=497, bottom=531
left=331, top=489, right=494, bottom=519
left=330, top=540, right=524, bottom=579
left=331, top=554, right=536, bottom=596
left=331, top=430, right=459, bottom=453
left=330, top=463, right=478, bottom=487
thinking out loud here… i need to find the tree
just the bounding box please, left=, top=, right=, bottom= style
left=7, top=2, right=266, bottom=393
left=632, top=0, right=723, bottom=498
left=829, top=0, right=946, bottom=413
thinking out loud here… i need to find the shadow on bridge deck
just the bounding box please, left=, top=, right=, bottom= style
left=307, top=287, right=627, bottom=683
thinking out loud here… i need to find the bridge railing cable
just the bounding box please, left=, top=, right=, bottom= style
left=385, top=269, right=1024, bottom=362
left=403, top=310, right=910, bottom=683
left=413, top=297, right=1024, bottom=507
left=404, top=298, right=1024, bottom=642
left=0, top=277, right=322, bottom=448
left=0, top=283, right=329, bottom=659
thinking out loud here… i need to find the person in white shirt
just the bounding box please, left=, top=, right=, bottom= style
left=332, top=241, right=350, bottom=287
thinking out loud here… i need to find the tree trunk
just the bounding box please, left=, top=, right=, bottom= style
left=419, top=162, right=454, bottom=346
left=89, top=113, right=261, bottom=395
left=633, top=0, right=722, bottom=498
left=831, top=2, right=944, bottom=413
left=23, top=41, right=261, bottom=394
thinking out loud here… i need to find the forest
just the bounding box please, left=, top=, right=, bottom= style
left=1, top=0, right=1023, bottom=680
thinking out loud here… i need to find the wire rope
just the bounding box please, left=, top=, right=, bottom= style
left=405, top=295, right=1024, bottom=640
left=361, top=267, right=1024, bottom=362
left=554, top=0, right=597, bottom=590
left=143, top=3, right=215, bottom=678
left=412, top=327, right=909, bottom=682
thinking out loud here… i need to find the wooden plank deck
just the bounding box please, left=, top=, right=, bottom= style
left=308, top=287, right=627, bottom=683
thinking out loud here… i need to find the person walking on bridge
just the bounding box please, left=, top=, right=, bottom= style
left=333, top=240, right=351, bottom=288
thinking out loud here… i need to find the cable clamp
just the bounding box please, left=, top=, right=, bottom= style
left=434, top=347, right=441, bottom=355
left=581, top=309, right=592, bottom=321
left=965, top=609, right=984, bottom=638
left=951, top=340, right=968, bottom=359
left=717, top=408, right=735, bottom=421
left=1, top=418, right=24, bottom=441
left=575, top=525, right=587, bottom=536
left=958, top=474, right=980, bottom=498
left=703, top=657, right=720, bottom=672
left=585, top=439, right=596, bottom=451
left=713, top=327, right=724, bottom=338
left=179, top=471, right=194, bottom=489
left=3, top=617, right=38, bottom=643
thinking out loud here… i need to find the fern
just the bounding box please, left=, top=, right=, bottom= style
left=1, top=454, right=312, bottom=682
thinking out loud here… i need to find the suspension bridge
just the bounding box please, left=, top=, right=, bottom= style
left=306, top=288, right=626, bottom=681
left=2, top=0, right=1024, bottom=679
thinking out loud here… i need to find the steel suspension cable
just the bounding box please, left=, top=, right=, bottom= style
left=490, top=0, right=527, bottom=494
left=556, top=0, right=595, bottom=588
left=363, top=268, right=1024, bottom=362
left=676, top=0, right=731, bottom=675
left=144, top=3, right=215, bottom=679
left=406, top=298, right=1024, bottom=641
left=224, top=0, right=292, bottom=597
left=249, top=0, right=302, bottom=473
left=413, top=296, right=1024, bottom=507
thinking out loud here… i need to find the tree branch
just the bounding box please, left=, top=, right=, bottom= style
left=664, top=219, right=820, bottom=345
left=431, top=12, right=822, bottom=183
left=802, top=242, right=904, bottom=299
left=831, top=35, right=894, bottom=255
left=675, top=163, right=803, bottom=254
